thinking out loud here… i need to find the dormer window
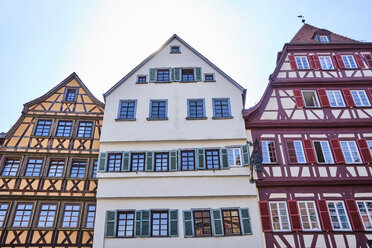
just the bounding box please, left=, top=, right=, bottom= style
left=319, top=35, right=330, bottom=43
left=64, top=88, right=77, bottom=102
left=170, top=46, right=180, bottom=54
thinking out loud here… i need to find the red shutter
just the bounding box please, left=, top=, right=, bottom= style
left=287, top=200, right=302, bottom=231
left=367, top=88, right=372, bottom=103
left=354, top=54, right=366, bottom=69
left=259, top=201, right=272, bottom=232
left=330, top=138, right=345, bottom=164
left=293, top=90, right=304, bottom=108
left=342, top=89, right=356, bottom=107
left=308, top=55, right=315, bottom=69
left=317, top=88, right=330, bottom=107
left=357, top=139, right=372, bottom=163
left=335, top=54, right=345, bottom=69
left=364, top=53, right=372, bottom=67
left=303, top=139, right=317, bottom=164
left=331, top=55, right=339, bottom=69
left=345, top=199, right=364, bottom=231
left=288, top=55, right=298, bottom=70
left=313, top=55, right=321, bottom=69
left=316, top=200, right=333, bottom=231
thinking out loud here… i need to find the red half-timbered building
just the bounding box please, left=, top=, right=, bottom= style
left=0, top=73, right=104, bottom=248
left=244, top=24, right=372, bottom=248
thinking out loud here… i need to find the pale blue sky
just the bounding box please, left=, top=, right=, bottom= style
left=1, top=0, right=372, bottom=132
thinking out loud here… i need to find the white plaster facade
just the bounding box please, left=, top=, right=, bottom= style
left=93, top=35, right=264, bottom=248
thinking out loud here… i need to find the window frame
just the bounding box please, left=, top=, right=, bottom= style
left=319, top=56, right=334, bottom=70
left=326, top=90, right=345, bottom=107
left=222, top=209, right=242, bottom=236
left=24, top=158, right=43, bottom=177
left=313, top=140, right=334, bottom=164
left=193, top=210, right=212, bottom=237
left=34, top=119, right=52, bottom=136
left=37, top=203, right=58, bottom=228
left=61, top=203, right=81, bottom=228
left=170, top=45, right=180, bottom=54
left=154, top=152, right=169, bottom=172
left=203, top=73, right=215, bottom=82
left=63, top=87, right=78, bottom=102
left=295, top=56, right=310, bottom=70
left=12, top=202, right=34, bottom=227
left=55, top=120, right=73, bottom=137
left=357, top=201, right=372, bottom=231
left=0, top=202, right=10, bottom=227
left=181, top=68, right=195, bottom=82
left=297, top=201, right=321, bottom=231
left=76, top=121, right=94, bottom=138
left=340, top=140, right=362, bottom=164
left=205, top=149, right=220, bottom=170
left=106, top=153, right=122, bottom=172
left=187, top=99, right=206, bottom=119
left=92, top=160, right=97, bottom=178
left=212, top=98, right=232, bottom=119
left=269, top=201, right=291, bottom=232
left=341, top=55, right=358, bottom=69
left=301, top=90, right=320, bottom=108
left=351, top=90, right=371, bottom=107
left=70, top=160, right=86, bottom=178
left=149, top=100, right=168, bottom=120
left=261, top=140, right=277, bottom=164
left=2, top=158, right=20, bottom=176
left=130, top=153, right=146, bottom=172
left=180, top=150, right=195, bottom=171
left=117, top=100, right=137, bottom=120
left=47, top=160, right=65, bottom=177
left=327, top=201, right=351, bottom=231
left=86, top=204, right=96, bottom=229
left=367, top=140, right=372, bottom=156
left=156, top=69, right=170, bottom=82
left=151, top=211, right=169, bottom=237
left=227, top=147, right=242, bottom=167
left=318, top=35, right=330, bottom=43
left=136, top=75, right=147, bottom=83
left=117, top=210, right=135, bottom=237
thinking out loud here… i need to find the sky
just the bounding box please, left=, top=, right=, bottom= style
left=1, top=0, right=372, bottom=132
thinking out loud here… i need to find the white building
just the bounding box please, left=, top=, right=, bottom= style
left=93, top=35, right=264, bottom=248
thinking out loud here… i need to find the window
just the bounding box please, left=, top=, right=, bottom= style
left=48, top=161, right=64, bottom=177
left=117, top=211, right=134, bottom=237
left=187, top=99, right=205, bottom=118
left=212, top=98, right=231, bottom=118
left=313, top=141, right=334, bottom=164
left=222, top=209, right=241, bottom=235
left=107, top=153, right=122, bottom=172
left=25, top=158, right=43, bottom=176
left=152, top=211, right=168, bottom=237
left=65, top=88, right=77, bottom=101
left=227, top=147, right=241, bottom=166
left=286, top=140, right=306, bottom=163
left=351, top=90, right=371, bottom=107
left=155, top=153, right=168, bottom=171
left=118, top=100, right=136, bottom=119
left=357, top=201, right=372, bottom=230
left=205, top=149, right=220, bottom=170
left=261, top=141, right=277, bottom=164
left=34, top=120, right=52, bottom=136
left=181, top=150, right=195, bottom=170
left=204, top=74, right=214, bottom=81
left=302, top=90, right=320, bottom=107
left=319, top=35, right=330, bottom=43
left=319, top=56, right=334, bottom=70
left=327, top=201, right=351, bottom=230
left=86, top=204, right=96, bottom=228
left=55, top=121, right=73, bottom=137
left=341, top=141, right=362, bottom=164
left=269, top=202, right=290, bottom=231
left=193, top=210, right=212, bottom=237
left=13, top=203, right=33, bottom=227
left=62, top=204, right=80, bottom=228
left=295, top=56, right=310, bottom=70
left=38, top=204, right=57, bottom=227
left=77, top=121, right=93, bottom=138
left=298, top=201, right=320, bottom=231
left=326, top=90, right=345, bottom=107
left=342, top=55, right=357, bottom=69
left=0, top=203, right=9, bottom=227
left=70, top=161, right=86, bottom=178
left=92, top=160, right=97, bottom=178
left=2, top=159, right=20, bottom=176
left=131, top=153, right=145, bottom=171
left=170, top=46, right=180, bottom=53
left=149, top=100, right=167, bottom=119
left=368, top=141, right=372, bottom=155
left=137, top=76, right=147, bottom=83
left=157, top=69, right=170, bottom=82
left=182, top=69, right=194, bottom=81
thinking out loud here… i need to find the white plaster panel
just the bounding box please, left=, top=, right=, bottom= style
left=291, top=110, right=306, bottom=119
left=294, top=193, right=315, bottom=197
left=364, top=70, right=372, bottom=76
left=269, top=193, right=287, bottom=199
left=299, top=71, right=306, bottom=78
left=323, top=72, right=331, bottom=78
left=283, top=134, right=302, bottom=138
left=278, top=72, right=286, bottom=78
left=288, top=72, right=296, bottom=78
left=332, top=109, right=341, bottom=118
left=260, top=111, right=277, bottom=120
left=345, top=71, right=353, bottom=77
left=281, top=98, right=296, bottom=109
left=323, top=193, right=342, bottom=197
left=347, top=167, right=357, bottom=177
left=338, top=134, right=355, bottom=138
left=357, top=167, right=368, bottom=177
left=306, top=111, right=318, bottom=120
left=330, top=167, right=337, bottom=177
left=290, top=167, right=299, bottom=177
left=364, top=109, right=372, bottom=116
left=309, top=134, right=327, bottom=138
left=281, top=61, right=291, bottom=70
left=363, top=133, right=372, bottom=137
left=318, top=167, right=328, bottom=177
left=301, top=167, right=310, bottom=177
left=279, top=90, right=288, bottom=97
left=264, top=98, right=278, bottom=111
left=311, top=110, right=324, bottom=119
left=272, top=167, right=282, bottom=177
left=355, top=193, right=372, bottom=198
left=354, top=71, right=362, bottom=77
left=357, top=109, right=369, bottom=118
left=261, top=134, right=275, bottom=138
left=341, top=111, right=351, bottom=119
left=315, top=71, right=321, bottom=77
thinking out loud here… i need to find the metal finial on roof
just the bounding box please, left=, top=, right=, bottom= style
left=297, top=15, right=306, bottom=23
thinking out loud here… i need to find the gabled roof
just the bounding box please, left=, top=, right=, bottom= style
left=23, top=72, right=104, bottom=112
left=290, top=23, right=360, bottom=44
left=104, top=34, right=246, bottom=98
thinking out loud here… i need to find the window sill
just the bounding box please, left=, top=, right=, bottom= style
left=136, top=82, right=148, bottom=84
left=115, top=118, right=136, bottom=122
left=170, top=52, right=181, bottom=54
left=203, top=80, right=216, bottom=82
left=212, top=116, right=233, bottom=120
left=66, top=177, right=86, bottom=180
left=179, top=80, right=197, bottom=83
left=44, top=177, right=64, bottom=180
left=152, top=81, right=172, bottom=84
left=186, top=117, right=207, bottom=120
left=147, top=117, right=168, bottom=121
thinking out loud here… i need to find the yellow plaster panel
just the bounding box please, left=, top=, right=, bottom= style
left=67, top=79, right=79, bottom=87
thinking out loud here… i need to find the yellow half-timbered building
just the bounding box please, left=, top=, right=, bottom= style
left=0, top=72, right=104, bottom=248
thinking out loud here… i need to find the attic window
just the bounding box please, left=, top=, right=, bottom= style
left=64, top=88, right=77, bottom=102
left=319, top=35, right=330, bottom=43
left=170, top=46, right=180, bottom=54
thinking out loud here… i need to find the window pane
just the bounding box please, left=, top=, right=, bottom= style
left=222, top=209, right=241, bottom=235
left=155, top=153, right=168, bottom=171
left=150, top=101, right=167, bottom=119
left=34, top=120, right=52, bottom=136
left=188, top=100, right=204, bottom=118
left=62, top=204, right=80, bottom=228
left=86, top=205, right=96, bottom=228
left=25, top=158, right=43, bottom=176
left=13, top=203, right=33, bottom=227
left=131, top=153, right=145, bottom=171
left=107, top=153, right=122, bottom=172
left=181, top=151, right=195, bottom=170
left=38, top=204, right=57, bottom=227
left=152, top=212, right=168, bottom=237
left=205, top=149, right=219, bottom=169
left=77, top=122, right=93, bottom=138
left=48, top=161, right=64, bottom=177
left=56, top=121, right=73, bottom=137
left=70, top=161, right=86, bottom=178
left=2, top=159, right=20, bottom=176
left=213, top=99, right=230, bottom=118
left=119, top=101, right=136, bottom=119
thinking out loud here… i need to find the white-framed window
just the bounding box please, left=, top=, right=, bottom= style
left=313, top=141, right=334, bottom=164
left=261, top=141, right=277, bottom=164
left=269, top=202, right=290, bottom=231
left=319, top=56, right=334, bottom=70
left=367, top=140, right=372, bottom=155
left=326, top=90, right=345, bottom=107
left=342, top=55, right=357, bottom=69
left=351, top=90, right=371, bottom=107
left=357, top=201, right=372, bottom=230
left=327, top=201, right=351, bottom=231
left=319, top=35, right=330, bottom=43
left=298, top=201, right=321, bottom=231
left=340, top=141, right=362, bottom=164
left=295, top=56, right=310, bottom=70
left=302, top=90, right=320, bottom=107
left=227, top=147, right=242, bottom=166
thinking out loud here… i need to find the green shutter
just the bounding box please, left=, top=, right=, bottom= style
left=149, top=69, right=156, bottom=82
left=171, top=68, right=175, bottom=81
left=211, top=209, right=224, bottom=236
left=98, top=152, right=107, bottom=172
left=169, top=209, right=178, bottom=237
left=239, top=208, right=252, bottom=235
left=241, top=144, right=250, bottom=167
left=220, top=148, right=229, bottom=169
left=194, top=67, right=202, bottom=81
left=145, top=152, right=154, bottom=171
left=105, top=211, right=116, bottom=238
left=141, top=210, right=151, bottom=237
left=183, top=210, right=194, bottom=237
left=169, top=150, right=178, bottom=171
left=196, top=148, right=205, bottom=170
left=174, top=68, right=181, bottom=81
left=135, top=210, right=141, bottom=237
left=122, top=152, right=131, bottom=172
